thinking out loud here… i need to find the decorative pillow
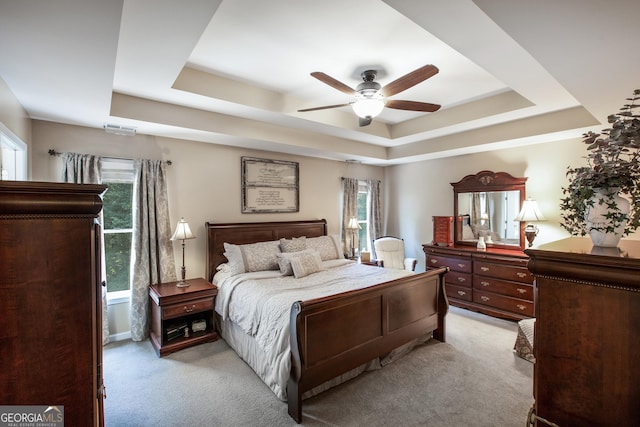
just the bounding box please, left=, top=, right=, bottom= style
left=223, top=240, right=282, bottom=273
left=306, top=235, right=342, bottom=261
left=276, top=248, right=316, bottom=275
left=280, top=236, right=307, bottom=253
left=290, top=251, right=323, bottom=278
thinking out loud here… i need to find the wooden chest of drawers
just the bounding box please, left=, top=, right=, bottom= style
left=423, top=244, right=533, bottom=320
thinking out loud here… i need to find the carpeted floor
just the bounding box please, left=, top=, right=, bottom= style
left=103, top=307, right=533, bottom=426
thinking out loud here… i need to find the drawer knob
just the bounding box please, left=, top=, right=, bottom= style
left=517, top=304, right=526, bottom=311
left=517, top=272, right=528, bottom=278
left=481, top=266, right=489, bottom=272
left=430, top=259, right=438, bottom=264
left=457, top=263, right=466, bottom=268
left=517, top=288, right=527, bottom=294
left=480, top=281, right=490, bottom=287
left=480, top=296, right=490, bottom=302
left=457, top=290, right=466, bottom=296
left=457, top=277, right=466, bottom=283
left=183, top=304, right=196, bottom=313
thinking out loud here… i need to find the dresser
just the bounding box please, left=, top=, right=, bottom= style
left=423, top=244, right=533, bottom=320
left=526, top=238, right=640, bottom=427
left=0, top=181, right=106, bottom=426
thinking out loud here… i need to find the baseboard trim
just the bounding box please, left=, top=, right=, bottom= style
left=109, top=331, right=131, bottom=342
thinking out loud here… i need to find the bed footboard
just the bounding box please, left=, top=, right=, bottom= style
left=287, top=266, right=449, bottom=423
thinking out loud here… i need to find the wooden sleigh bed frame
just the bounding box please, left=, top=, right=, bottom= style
left=205, top=219, right=449, bottom=423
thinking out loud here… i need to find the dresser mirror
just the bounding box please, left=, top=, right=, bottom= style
left=452, top=171, right=527, bottom=250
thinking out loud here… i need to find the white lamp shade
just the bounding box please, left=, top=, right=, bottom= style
left=514, top=199, right=546, bottom=222
left=171, top=218, right=195, bottom=241
left=351, top=98, right=384, bottom=118
left=347, top=217, right=360, bottom=230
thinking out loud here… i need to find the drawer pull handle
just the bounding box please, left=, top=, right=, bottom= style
left=183, top=304, right=196, bottom=313
left=517, top=288, right=527, bottom=294
left=430, top=259, right=438, bottom=264
left=457, top=291, right=466, bottom=296
left=480, top=281, right=490, bottom=287
left=457, top=277, right=466, bottom=283
left=517, top=272, right=528, bottom=278
left=480, top=296, right=490, bottom=302
left=481, top=266, right=489, bottom=272
left=457, top=263, right=466, bottom=268
left=517, top=304, right=527, bottom=311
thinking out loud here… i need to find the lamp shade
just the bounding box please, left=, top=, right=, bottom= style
left=514, top=199, right=546, bottom=222
left=347, top=217, right=360, bottom=230
left=170, top=217, right=195, bottom=241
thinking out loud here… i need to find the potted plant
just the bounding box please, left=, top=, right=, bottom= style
left=560, top=89, right=640, bottom=246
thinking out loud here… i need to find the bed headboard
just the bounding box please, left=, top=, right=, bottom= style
left=205, top=219, right=328, bottom=282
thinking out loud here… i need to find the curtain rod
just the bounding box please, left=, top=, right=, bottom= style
left=48, top=149, right=172, bottom=165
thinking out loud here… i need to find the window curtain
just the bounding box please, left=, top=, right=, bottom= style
left=366, top=179, right=382, bottom=241
left=129, top=159, right=177, bottom=341
left=61, top=152, right=110, bottom=345
left=341, top=177, right=359, bottom=257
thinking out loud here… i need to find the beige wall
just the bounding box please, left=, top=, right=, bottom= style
left=0, top=76, right=31, bottom=172
left=384, top=138, right=640, bottom=271
left=30, top=120, right=384, bottom=338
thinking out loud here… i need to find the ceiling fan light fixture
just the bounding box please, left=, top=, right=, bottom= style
left=352, top=95, right=384, bottom=119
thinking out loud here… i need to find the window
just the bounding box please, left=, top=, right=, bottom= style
left=101, top=159, right=134, bottom=298
left=0, top=123, right=27, bottom=180
left=356, top=182, right=370, bottom=252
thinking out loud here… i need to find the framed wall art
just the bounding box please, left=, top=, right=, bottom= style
left=241, top=157, right=299, bottom=213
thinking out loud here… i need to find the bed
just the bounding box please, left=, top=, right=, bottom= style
left=205, top=219, right=449, bottom=423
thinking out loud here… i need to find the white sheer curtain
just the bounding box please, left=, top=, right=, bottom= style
left=129, top=159, right=177, bottom=341
left=61, top=152, right=110, bottom=345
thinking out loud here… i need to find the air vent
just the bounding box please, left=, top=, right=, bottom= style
left=103, top=123, right=136, bottom=136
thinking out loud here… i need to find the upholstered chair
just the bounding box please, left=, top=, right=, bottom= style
left=372, top=236, right=417, bottom=271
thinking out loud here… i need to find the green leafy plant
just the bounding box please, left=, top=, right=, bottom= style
left=560, top=89, right=640, bottom=236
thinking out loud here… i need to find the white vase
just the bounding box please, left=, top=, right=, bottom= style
left=586, top=188, right=631, bottom=247
left=476, top=236, right=486, bottom=250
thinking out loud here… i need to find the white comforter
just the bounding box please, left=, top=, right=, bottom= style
left=214, top=259, right=414, bottom=398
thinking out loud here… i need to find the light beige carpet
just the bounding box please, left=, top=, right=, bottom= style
left=103, top=307, right=533, bottom=426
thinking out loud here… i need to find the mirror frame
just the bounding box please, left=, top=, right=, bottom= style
left=452, top=170, right=527, bottom=251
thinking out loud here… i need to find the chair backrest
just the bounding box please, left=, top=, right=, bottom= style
left=373, top=236, right=407, bottom=270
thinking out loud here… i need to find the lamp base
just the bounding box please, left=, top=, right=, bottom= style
left=175, top=280, right=191, bottom=288
left=524, top=224, right=539, bottom=247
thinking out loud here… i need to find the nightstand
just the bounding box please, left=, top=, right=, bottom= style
left=149, top=277, right=218, bottom=357
left=359, top=258, right=381, bottom=267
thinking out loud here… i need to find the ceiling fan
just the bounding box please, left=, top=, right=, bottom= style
left=298, top=64, right=441, bottom=127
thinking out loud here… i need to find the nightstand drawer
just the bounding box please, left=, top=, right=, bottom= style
left=163, top=297, right=214, bottom=319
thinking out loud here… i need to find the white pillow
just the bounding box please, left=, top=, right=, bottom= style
left=223, top=240, right=281, bottom=274
left=276, top=248, right=317, bottom=276
left=280, top=236, right=307, bottom=253
left=306, top=235, right=343, bottom=261
left=290, top=251, right=323, bottom=278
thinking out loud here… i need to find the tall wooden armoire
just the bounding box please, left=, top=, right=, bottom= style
left=526, top=237, right=640, bottom=427
left=0, top=181, right=107, bottom=426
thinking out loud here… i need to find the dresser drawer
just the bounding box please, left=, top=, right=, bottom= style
left=163, top=297, right=214, bottom=319
left=474, top=261, right=533, bottom=284
left=445, top=270, right=472, bottom=288
left=427, top=255, right=472, bottom=273
left=473, top=290, right=534, bottom=317
left=446, top=283, right=473, bottom=302
left=473, top=277, right=534, bottom=301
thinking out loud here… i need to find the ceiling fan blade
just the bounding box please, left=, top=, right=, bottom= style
left=382, top=65, right=439, bottom=97
left=359, top=116, right=373, bottom=127
left=385, top=99, right=441, bottom=112
left=310, top=72, right=356, bottom=95
left=298, top=103, right=352, bottom=112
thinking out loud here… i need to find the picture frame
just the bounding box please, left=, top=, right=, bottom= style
left=241, top=157, right=299, bottom=213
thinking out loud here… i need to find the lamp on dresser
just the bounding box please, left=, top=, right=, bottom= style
left=514, top=198, right=546, bottom=247
left=171, top=217, right=196, bottom=287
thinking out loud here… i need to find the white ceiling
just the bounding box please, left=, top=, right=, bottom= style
left=1, top=0, right=639, bottom=165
